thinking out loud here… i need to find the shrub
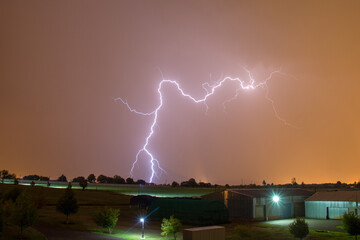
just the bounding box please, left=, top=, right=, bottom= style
left=94, top=207, right=120, bottom=234
left=289, top=217, right=309, bottom=240
left=161, top=215, right=182, bottom=240
left=1, top=187, right=23, bottom=203
left=343, top=212, right=360, bottom=239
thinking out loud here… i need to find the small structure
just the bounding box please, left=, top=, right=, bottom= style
left=147, top=199, right=229, bottom=225
left=202, top=189, right=313, bottom=220
left=183, top=226, right=225, bottom=240
left=305, top=191, right=360, bottom=219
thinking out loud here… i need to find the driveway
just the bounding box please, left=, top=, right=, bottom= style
left=264, top=218, right=344, bottom=232
left=34, top=222, right=125, bottom=240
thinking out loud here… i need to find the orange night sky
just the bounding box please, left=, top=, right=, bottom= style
left=1, top=0, right=359, bottom=184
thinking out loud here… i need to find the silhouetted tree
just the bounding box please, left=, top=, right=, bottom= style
left=14, top=179, right=19, bottom=185
left=0, top=170, right=16, bottom=183
left=113, top=175, right=125, bottom=184
left=30, top=181, right=35, bottom=186
left=56, top=188, right=78, bottom=224
left=23, top=175, right=40, bottom=181
left=39, top=176, right=49, bottom=181
left=79, top=179, right=88, bottom=191
left=47, top=181, right=51, bottom=187
left=97, top=175, right=107, bottom=183
left=171, top=181, right=179, bottom=187
left=291, top=177, right=298, bottom=186
left=87, top=174, right=96, bottom=183
left=188, top=178, right=197, bottom=187
left=8, top=192, right=38, bottom=238
left=72, top=176, right=85, bottom=182
left=262, top=180, right=266, bottom=186
left=136, top=179, right=146, bottom=185
left=126, top=178, right=134, bottom=184
left=57, top=174, right=67, bottom=182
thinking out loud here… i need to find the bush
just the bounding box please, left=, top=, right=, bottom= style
left=289, top=218, right=309, bottom=240
left=30, top=181, right=35, bottom=186
left=8, top=192, right=38, bottom=238
left=56, top=188, right=78, bottom=224
left=161, top=215, right=182, bottom=240
left=94, top=207, right=120, bottom=234
left=234, top=225, right=252, bottom=239
left=343, top=212, right=360, bottom=239
left=1, top=187, right=23, bottom=203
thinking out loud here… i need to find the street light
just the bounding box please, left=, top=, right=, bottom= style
left=140, top=218, right=145, bottom=239
left=272, top=195, right=280, bottom=203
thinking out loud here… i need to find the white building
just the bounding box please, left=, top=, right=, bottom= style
left=305, top=191, right=360, bottom=219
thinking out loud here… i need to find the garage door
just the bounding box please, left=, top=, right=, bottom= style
left=255, top=205, right=265, bottom=220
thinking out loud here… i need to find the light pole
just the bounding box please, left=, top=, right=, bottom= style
left=140, top=218, right=145, bottom=239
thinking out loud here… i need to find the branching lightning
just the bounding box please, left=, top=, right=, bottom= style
left=115, top=68, right=294, bottom=183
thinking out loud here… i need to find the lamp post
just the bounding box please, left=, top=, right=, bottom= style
left=140, top=218, right=145, bottom=239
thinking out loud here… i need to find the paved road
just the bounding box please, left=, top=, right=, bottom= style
left=264, top=219, right=344, bottom=232
left=34, top=222, right=125, bottom=240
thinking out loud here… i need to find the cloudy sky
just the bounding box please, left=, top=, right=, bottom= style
left=1, top=0, right=359, bottom=184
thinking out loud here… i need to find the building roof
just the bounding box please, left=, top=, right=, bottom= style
left=306, top=191, right=360, bottom=202
left=228, top=189, right=314, bottom=198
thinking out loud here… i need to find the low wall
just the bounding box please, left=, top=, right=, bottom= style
left=183, top=226, right=225, bottom=240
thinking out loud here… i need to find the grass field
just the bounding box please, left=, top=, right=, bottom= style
left=3, top=180, right=219, bottom=197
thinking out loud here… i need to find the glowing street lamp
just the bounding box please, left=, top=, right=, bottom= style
left=140, top=218, right=145, bottom=239
left=272, top=195, right=280, bottom=203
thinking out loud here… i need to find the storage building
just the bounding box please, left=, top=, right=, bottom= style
left=202, top=189, right=313, bottom=220
left=305, top=191, right=360, bottom=219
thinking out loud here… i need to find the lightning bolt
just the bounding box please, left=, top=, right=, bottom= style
left=115, top=68, right=294, bottom=183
